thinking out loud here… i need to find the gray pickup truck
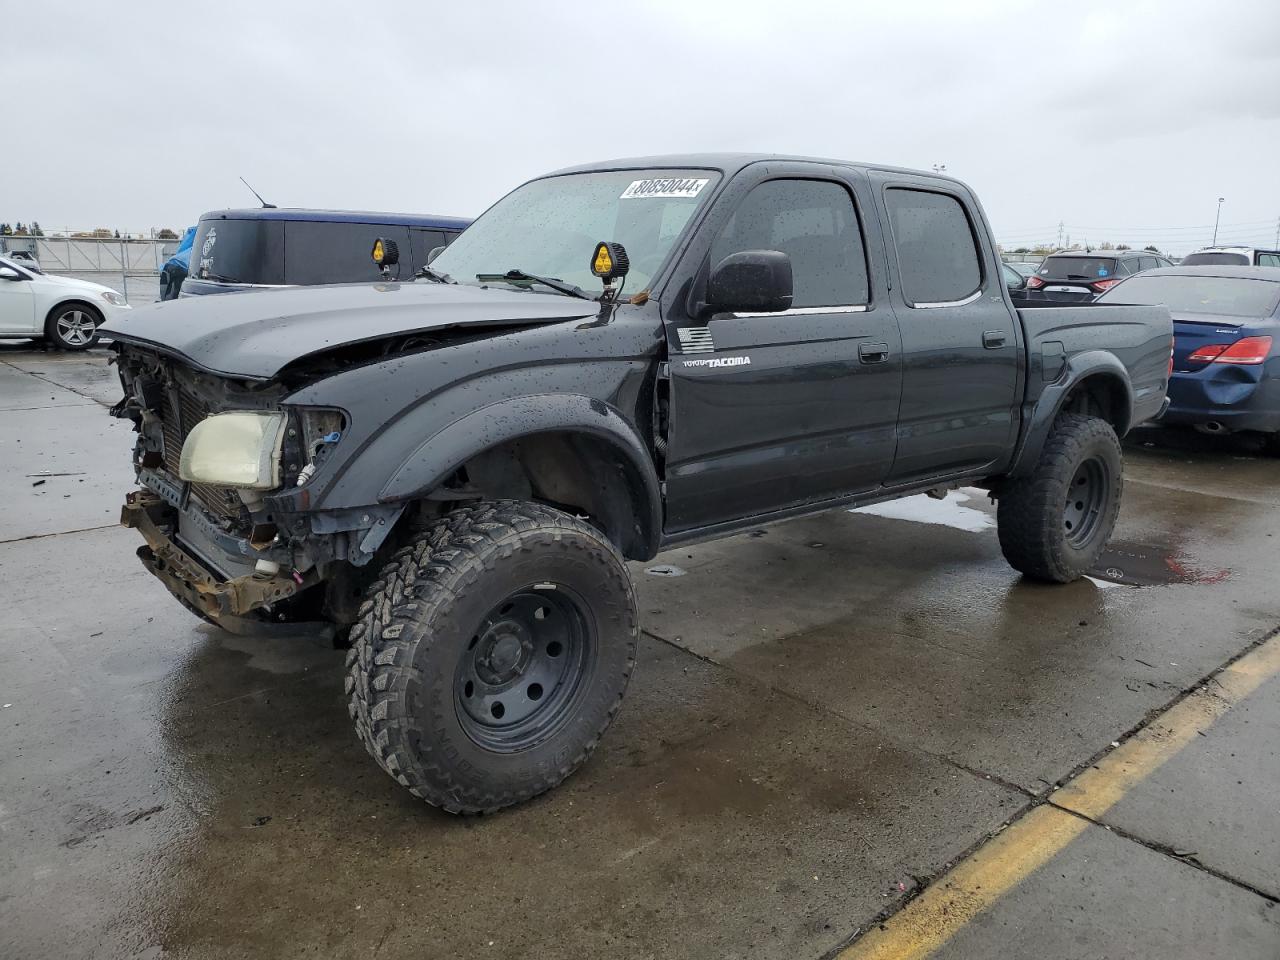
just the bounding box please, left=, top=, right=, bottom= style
left=105, top=154, right=1172, bottom=813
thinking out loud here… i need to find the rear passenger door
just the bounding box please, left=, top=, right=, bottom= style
left=871, top=175, right=1021, bottom=483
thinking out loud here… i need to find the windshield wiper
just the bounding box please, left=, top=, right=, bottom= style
left=416, top=265, right=456, bottom=284
left=476, top=269, right=593, bottom=300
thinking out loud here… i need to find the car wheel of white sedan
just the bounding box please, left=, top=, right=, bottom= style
left=46, top=303, right=101, bottom=350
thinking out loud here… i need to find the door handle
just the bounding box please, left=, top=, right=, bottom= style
left=982, top=330, right=1008, bottom=349
left=859, top=342, right=890, bottom=364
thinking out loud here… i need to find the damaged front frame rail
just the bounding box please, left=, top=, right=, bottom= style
left=122, top=490, right=314, bottom=621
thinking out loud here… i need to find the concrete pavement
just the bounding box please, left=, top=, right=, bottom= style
left=1, top=344, right=1277, bottom=959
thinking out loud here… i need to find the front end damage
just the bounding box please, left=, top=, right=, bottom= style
left=111, top=347, right=400, bottom=630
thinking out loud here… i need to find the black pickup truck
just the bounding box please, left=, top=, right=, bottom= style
left=104, top=154, right=1172, bottom=813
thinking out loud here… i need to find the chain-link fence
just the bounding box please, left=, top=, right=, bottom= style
left=0, top=235, right=178, bottom=304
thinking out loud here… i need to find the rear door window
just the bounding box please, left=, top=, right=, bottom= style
left=192, top=219, right=284, bottom=285
left=711, top=179, right=869, bottom=308
left=885, top=189, right=982, bottom=305
left=1258, top=253, right=1280, bottom=267
left=284, top=222, right=412, bottom=285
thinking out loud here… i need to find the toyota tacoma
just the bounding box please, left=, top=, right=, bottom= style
left=105, top=154, right=1173, bottom=813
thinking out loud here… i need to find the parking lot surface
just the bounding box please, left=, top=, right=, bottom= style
left=1, top=344, right=1277, bottom=959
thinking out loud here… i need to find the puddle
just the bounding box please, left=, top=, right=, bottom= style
left=1087, top=540, right=1230, bottom=587
left=850, top=487, right=995, bottom=533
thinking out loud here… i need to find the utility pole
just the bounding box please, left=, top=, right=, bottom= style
left=1274, top=215, right=1278, bottom=250
left=931, top=163, right=947, bottom=174
left=1057, top=221, right=1065, bottom=249
left=1212, top=197, right=1225, bottom=246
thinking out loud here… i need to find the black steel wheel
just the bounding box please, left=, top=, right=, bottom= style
left=345, top=500, right=637, bottom=814
left=1062, top=456, right=1111, bottom=547
left=998, top=413, right=1123, bottom=583
left=455, top=587, right=595, bottom=752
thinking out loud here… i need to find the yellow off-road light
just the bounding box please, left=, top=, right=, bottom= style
left=590, top=241, right=629, bottom=282
left=371, top=237, right=399, bottom=267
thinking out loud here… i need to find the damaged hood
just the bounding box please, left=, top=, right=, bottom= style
left=102, top=281, right=599, bottom=379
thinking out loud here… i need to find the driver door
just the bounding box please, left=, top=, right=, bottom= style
left=662, top=167, right=903, bottom=532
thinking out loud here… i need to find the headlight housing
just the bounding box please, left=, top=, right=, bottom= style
left=101, top=290, right=128, bottom=307
left=179, top=412, right=287, bottom=490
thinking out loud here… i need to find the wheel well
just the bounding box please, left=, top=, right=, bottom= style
left=45, top=299, right=103, bottom=328
left=432, top=432, right=656, bottom=560
left=1060, top=374, right=1130, bottom=436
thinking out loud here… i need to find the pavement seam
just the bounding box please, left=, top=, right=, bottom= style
left=640, top=628, right=1039, bottom=799
left=1127, top=474, right=1279, bottom=506
left=0, top=522, right=120, bottom=545
left=0, top=402, right=101, bottom=412
left=1045, top=801, right=1280, bottom=905
left=823, top=623, right=1280, bottom=959
left=19, top=368, right=115, bottom=408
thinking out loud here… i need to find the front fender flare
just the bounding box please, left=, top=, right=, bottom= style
left=378, top=393, right=662, bottom=554
left=1007, top=350, right=1134, bottom=478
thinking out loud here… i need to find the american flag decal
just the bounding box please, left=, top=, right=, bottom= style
left=676, top=327, right=715, bottom=354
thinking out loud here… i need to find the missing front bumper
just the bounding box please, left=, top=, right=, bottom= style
left=122, top=490, right=311, bottom=622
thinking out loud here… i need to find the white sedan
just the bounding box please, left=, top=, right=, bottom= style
left=0, top=256, right=131, bottom=350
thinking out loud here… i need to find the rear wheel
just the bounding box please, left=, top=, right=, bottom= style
left=345, top=500, right=637, bottom=813
left=45, top=303, right=101, bottom=350
left=997, top=413, right=1123, bottom=583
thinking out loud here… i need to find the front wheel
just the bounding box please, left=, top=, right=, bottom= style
left=45, top=303, right=101, bottom=350
left=345, top=500, right=638, bottom=813
left=997, top=414, right=1123, bottom=583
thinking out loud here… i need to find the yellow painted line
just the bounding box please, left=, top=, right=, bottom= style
left=838, top=630, right=1280, bottom=960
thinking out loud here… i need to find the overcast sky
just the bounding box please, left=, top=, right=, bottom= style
left=4, top=0, right=1279, bottom=254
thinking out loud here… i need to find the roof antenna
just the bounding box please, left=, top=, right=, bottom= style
left=239, top=176, right=277, bottom=209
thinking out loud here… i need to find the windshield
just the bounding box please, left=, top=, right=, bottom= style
left=1097, top=274, right=1280, bottom=319
left=430, top=169, right=721, bottom=296
left=1038, top=256, right=1118, bottom=281
left=1179, top=251, right=1250, bottom=266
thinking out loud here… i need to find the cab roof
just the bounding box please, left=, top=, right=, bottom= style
left=544, top=152, right=965, bottom=186
left=197, top=208, right=472, bottom=230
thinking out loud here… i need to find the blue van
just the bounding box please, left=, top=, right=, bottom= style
left=182, top=208, right=470, bottom=296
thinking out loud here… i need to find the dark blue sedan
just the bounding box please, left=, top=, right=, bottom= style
left=1096, top=266, right=1280, bottom=454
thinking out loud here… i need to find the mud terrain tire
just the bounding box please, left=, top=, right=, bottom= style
left=345, top=500, right=638, bottom=813
left=997, top=413, right=1123, bottom=583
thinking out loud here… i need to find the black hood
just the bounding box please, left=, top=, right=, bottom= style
left=102, top=281, right=598, bottom=379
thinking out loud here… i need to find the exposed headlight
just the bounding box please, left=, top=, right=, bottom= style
left=101, top=290, right=129, bottom=307
left=179, top=412, right=287, bottom=490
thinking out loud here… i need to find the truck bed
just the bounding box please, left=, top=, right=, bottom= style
left=1017, top=303, right=1173, bottom=431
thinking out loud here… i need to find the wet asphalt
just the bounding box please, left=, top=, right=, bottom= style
left=1, top=343, right=1277, bottom=959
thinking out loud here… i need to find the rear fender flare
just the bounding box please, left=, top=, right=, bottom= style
left=1007, top=351, right=1134, bottom=477
left=378, top=393, right=662, bottom=557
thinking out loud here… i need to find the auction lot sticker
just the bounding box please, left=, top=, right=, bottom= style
left=620, top=178, right=709, bottom=199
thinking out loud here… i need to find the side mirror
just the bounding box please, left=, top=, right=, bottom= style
left=705, top=250, right=793, bottom=316
left=0, top=266, right=23, bottom=281
left=427, top=245, right=446, bottom=265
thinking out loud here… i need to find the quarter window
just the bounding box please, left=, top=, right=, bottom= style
left=885, top=189, right=982, bottom=306
left=1258, top=253, right=1280, bottom=267
left=711, top=179, right=869, bottom=308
